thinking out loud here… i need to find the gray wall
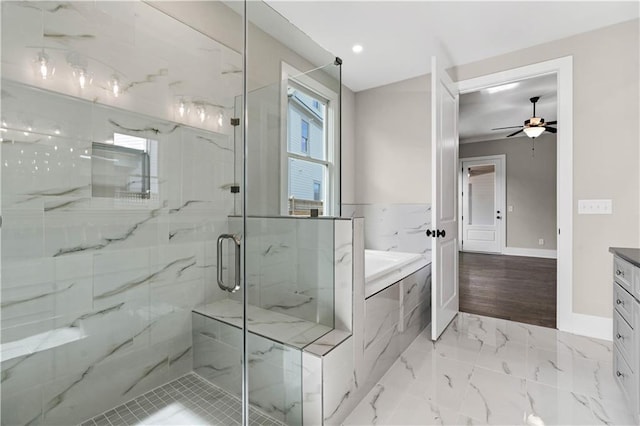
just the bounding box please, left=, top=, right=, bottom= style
left=460, top=137, right=557, bottom=250
left=353, top=74, right=431, bottom=203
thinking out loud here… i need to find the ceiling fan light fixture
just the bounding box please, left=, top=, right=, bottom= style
left=523, top=126, right=545, bottom=138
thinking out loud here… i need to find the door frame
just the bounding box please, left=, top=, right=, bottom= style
left=456, top=56, right=579, bottom=335
left=458, top=154, right=506, bottom=254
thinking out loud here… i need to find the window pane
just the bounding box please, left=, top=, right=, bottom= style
left=468, top=165, right=495, bottom=225
left=301, top=119, right=309, bottom=153
left=287, top=87, right=326, bottom=161
left=288, top=158, right=325, bottom=215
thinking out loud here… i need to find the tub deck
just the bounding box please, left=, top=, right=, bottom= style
left=365, top=249, right=431, bottom=298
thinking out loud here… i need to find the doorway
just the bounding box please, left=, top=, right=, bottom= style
left=456, top=72, right=560, bottom=328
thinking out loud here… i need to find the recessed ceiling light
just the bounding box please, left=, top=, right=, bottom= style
left=352, top=44, right=363, bottom=54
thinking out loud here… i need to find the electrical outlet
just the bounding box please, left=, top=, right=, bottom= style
left=508, top=205, right=514, bottom=212
left=578, top=199, right=612, bottom=214
left=538, top=238, right=544, bottom=246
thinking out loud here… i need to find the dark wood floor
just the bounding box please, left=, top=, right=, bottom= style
left=459, top=252, right=557, bottom=328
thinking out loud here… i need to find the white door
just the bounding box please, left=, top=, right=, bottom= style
left=460, top=156, right=505, bottom=253
left=431, top=54, right=459, bottom=341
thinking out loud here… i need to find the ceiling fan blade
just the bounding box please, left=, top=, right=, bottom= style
left=546, top=121, right=557, bottom=125
left=506, top=129, right=524, bottom=137
left=545, top=126, right=557, bottom=134
left=491, top=125, right=522, bottom=131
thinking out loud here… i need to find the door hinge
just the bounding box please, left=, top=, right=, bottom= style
left=558, top=228, right=560, bottom=235
left=230, top=118, right=240, bottom=126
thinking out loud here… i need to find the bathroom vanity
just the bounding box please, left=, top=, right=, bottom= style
left=610, top=247, right=640, bottom=424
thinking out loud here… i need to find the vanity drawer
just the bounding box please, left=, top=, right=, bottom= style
left=614, top=349, right=637, bottom=410
left=614, top=310, right=636, bottom=369
left=614, top=257, right=635, bottom=293
left=614, top=283, right=635, bottom=326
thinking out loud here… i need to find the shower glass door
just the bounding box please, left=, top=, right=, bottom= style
left=0, top=1, right=249, bottom=425
left=1, top=1, right=340, bottom=424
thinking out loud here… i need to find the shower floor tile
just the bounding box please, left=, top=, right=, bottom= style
left=79, top=373, right=284, bottom=426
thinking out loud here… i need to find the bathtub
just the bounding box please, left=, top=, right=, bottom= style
left=365, top=249, right=431, bottom=298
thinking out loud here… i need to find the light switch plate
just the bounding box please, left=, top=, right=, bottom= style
left=578, top=199, right=612, bottom=214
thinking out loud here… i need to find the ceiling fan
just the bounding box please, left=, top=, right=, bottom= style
left=492, top=96, right=557, bottom=138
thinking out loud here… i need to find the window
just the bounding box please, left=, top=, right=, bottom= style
left=301, top=119, right=309, bottom=154
left=286, top=81, right=333, bottom=216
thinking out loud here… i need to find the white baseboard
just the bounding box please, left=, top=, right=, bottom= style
left=502, top=247, right=557, bottom=259
left=558, top=313, right=612, bottom=341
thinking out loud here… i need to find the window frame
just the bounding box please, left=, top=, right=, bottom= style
left=280, top=62, right=340, bottom=216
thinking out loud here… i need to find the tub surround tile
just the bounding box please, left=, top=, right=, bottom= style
left=342, top=203, right=431, bottom=255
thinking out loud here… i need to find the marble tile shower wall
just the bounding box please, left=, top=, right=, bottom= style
left=228, top=217, right=335, bottom=327
left=0, top=81, right=236, bottom=425
left=342, top=203, right=431, bottom=254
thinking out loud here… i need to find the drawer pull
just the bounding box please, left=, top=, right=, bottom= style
left=616, top=333, right=624, bottom=340
left=616, top=269, right=624, bottom=277
left=616, top=371, right=624, bottom=378
left=616, top=299, right=624, bottom=305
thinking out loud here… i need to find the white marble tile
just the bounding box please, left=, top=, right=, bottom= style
left=342, top=383, right=399, bottom=426
left=555, top=331, right=613, bottom=362
left=341, top=312, right=637, bottom=426
left=42, top=343, right=172, bottom=425
left=524, top=381, right=595, bottom=426
left=364, top=285, right=400, bottom=350
left=387, top=394, right=460, bottom=426
left=323, top=336, right=356, bottom=425
left=460, top=366, right=528, bottom=425
left=334, top=219, right=353, bottom=332
left=0, top=208, right=45, bottom=262
left=434, top=317, right=483, bottom=364
left=589, top=395, right=638, bottom=425
left=302, top=352, right=322, bottom=425
left=526, top=346, right=625, bottom=400
left=0, top=384, right=44, bottom=426
left=344, top=203, right=431, bottom=254
left=475, top=340, right=528, bottom=378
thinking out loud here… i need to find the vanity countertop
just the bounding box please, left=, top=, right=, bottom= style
left=609, top=247, right=640, bottom=268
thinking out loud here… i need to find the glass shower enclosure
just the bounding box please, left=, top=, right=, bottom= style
left=0, top=1, right=341, bottom=425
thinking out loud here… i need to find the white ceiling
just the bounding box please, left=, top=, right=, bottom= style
left=266, top=1, right=639, bottom=92
left=459, top=73, right=557, bottom=143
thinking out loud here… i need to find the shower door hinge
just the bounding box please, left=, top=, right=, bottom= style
left=230, top=185, right=240, bottom=194
left=230, top=118, right=240, bottom=126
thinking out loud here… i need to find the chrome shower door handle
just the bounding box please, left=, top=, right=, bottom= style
left=217, top=233, right=241, bottom=293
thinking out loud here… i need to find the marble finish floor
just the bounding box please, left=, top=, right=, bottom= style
left=80, top=373, right=283, bottom=426
left=343, top=313, right=636, bottom=425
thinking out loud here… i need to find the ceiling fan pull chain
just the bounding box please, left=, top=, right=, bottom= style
left=531, top=139, right=536, bottom=157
